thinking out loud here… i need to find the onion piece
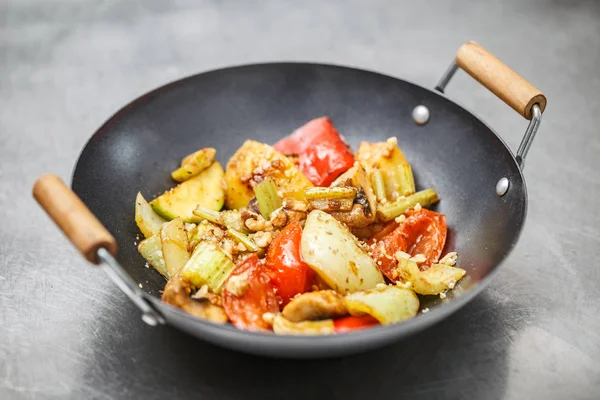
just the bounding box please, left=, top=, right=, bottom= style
left=300, top=210, right=384, bottom=294
left=345, top=286, right=419, bottom=324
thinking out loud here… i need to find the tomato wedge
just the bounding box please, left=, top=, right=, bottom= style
left=370, top=209, right=447, bottom=279
left=334, top=315, right=380, bottom=333
left=401, top=208, right=447, bottom=269
left=222, top=255, right=279, bottom=331
left=273, top=117, right=355, bottom=186
left=266, top=221, right=315, bottom=306
left=369, top=221, right=407, bottom=281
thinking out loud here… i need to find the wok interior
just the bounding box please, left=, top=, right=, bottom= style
left=72, top=64, right=526, bottom=310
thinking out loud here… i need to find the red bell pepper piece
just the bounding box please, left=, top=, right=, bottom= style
left=274, top=117, right=355, bottom=186
left=334, top=315, right=380, bottom=333
left=266, top=221, right=315, bottom=306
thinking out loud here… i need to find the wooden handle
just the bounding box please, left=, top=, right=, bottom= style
left=456, top=41, right=546, bottom=119
left=33, top=174, right=117, bottom=264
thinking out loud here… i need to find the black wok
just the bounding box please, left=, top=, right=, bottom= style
left=34, top=41, right=546, bottom=358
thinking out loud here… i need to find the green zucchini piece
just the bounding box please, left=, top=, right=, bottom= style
left=171, top=148, right=216, bottom=182
left=151, top=162, right=225, bottom=222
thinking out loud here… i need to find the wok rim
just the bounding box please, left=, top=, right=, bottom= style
left=71, top=61, right=528, bottom=355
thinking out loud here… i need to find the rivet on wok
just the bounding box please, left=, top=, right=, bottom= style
left=496, top=177, right=510, bottom=196
left=412, top=105, right=430, bottom=125
left=142, top=313, right=159, bottom=326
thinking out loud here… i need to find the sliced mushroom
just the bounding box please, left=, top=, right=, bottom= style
left=329, top=163, right=377, bottom=228
left=282, top=290, right=348, bottom=322
left=272, top=314, right=334, bottom=335
left=162, top=276, right=228, bottom=323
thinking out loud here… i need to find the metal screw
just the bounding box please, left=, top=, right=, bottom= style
left=141, top=313, right=159, bottom=326
left=496, top=177, right=509, bottom=196
left=412, top=105, right=430, bottom=125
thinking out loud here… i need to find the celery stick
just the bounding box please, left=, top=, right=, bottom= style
left=254, top=178, right=282, bottom=220
left=179, top=242, right=235, bottom=294
left=376, top=189, right=440, bottom=222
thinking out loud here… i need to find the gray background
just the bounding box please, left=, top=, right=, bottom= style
left=1, top=0, right=599, bottom=399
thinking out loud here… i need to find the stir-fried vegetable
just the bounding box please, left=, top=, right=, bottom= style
left=333, top=315, right=380, bottom=333
left=274, top=117, right=355, bottom=187
left=226, top=229, right=260, bottom=253
left=254, top=178, right=283, bottom=220
left=179, top=242, right=235, bottom=294
left=376, top=188, right=440, bottom=222
left=301, top=210, right=384, bottom=294
left=357, top=137, right=415, bottom=201
left=192, top=206, right=247, bottom=233
left=171, top=148, right=216, bottom=182
left=329, top=163, right=378, bottom=228
left=133, top=116, right=468, bottom=334
left=370, top=208, right=448, bottom=279
left=138, top=235, right=168, bottom=279
left=151, top=162, right=225, bottom=222
left=135, top=192, right=167, bottom=238
left=159, top=218, right=190, bottom=277
left=224, top=140, right=312, bottom=210
left=222, top=255, right=279, bottom=331
left=398, top=208, right=447, bottom=268
left=265, top=221, right=315, bottom=306
left=395, top=258, right=466, bottom=295
left=162, top=276, right=228, bottom=323
left=281, top=290, right=347, bottom=322
left=345, top=286, right=420, bottom=324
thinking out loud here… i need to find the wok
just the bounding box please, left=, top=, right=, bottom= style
left=33, top=42, right=546, bottom=358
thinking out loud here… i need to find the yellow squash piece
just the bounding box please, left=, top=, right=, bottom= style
left=171, top=148, right=216, bottom=182
left=135, top=192, right=167, bottom=238
left=356, top=137, right=409, bottom=172
left=151, top=162, right=225, bottom=222
left=356, top=138, right=416, bottom=201
left=345, top=286, right=420, bottom=324
left=395, top=259, right=466, bottom=295
left=224, top=140, right=312, bottom=209
left=159, top=218, right=190, bottom=277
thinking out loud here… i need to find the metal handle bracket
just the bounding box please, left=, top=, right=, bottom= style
left=98, top=248, right=165, bottom=326
left=434, top=43, right=545, bottom=170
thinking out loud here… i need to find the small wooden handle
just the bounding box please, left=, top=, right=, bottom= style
left=456, top=41, right=546, bottom=119
left=33, top=174, right=117, bottom=264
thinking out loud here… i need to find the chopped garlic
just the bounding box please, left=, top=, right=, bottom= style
left=262, top=312, right=276, bottom=325
left=439, top=252, right=458, bottom=266
left=395, top=251, right=411, bottom=260
left=396, top=280, right=412, bottom=289
left=226, top=273, right=250, bottom=297
left=413, top=203, right=422, bottom=212
left=394, top=214, right=406, bottom=223
left=409, top=254, right=427, bottom=264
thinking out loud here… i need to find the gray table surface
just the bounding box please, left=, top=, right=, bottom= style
left=2, top=0, right=599, bottom=399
